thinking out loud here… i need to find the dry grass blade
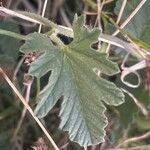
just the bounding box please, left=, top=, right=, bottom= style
left=113, top=0, right=147, bottom=36
left=116, top=131, right=150, bottom=148
left=122, top=88, right=149, bottom=116
left=116, top=0, right=127, bottom=24
left=38, top=0, right=48, bottom=33
left=0, top=68, right=59, bottom=150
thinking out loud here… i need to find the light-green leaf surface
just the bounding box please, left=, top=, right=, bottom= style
left=20, top=16, right=124, bottom=148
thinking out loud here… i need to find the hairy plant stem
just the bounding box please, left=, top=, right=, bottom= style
left=0, top=6, right=148, bottom=60
left=0, top=29, right=27, bottom=40
left=50, top=33, right=65, bottom=48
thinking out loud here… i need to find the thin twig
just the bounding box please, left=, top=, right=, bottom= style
left=36, top=0, right=49, bottom=128
left=13, top=55, right=26, bottom=83
left=121, top=88, right=149, bottom=116
left=97, top=0, right=102, bottom=31
left=96, top=0, right=104, bottom=52
left=121, top=59, right=150, bottom=88
left=13, top=1, right=42, bottom=140
left=116, top=0, right=127, bottom=24
left=116, top=131, right=150, bottom=148
left=13, top=75, right=33, bottom=140
left=0, top=68, right=59, bottom=150
left=38, top=0, right=48, bottom=33
left=105, top=0, right=146, bottom=53
left=113, top=0, right=147, bottom=36
left=36, top=0, right=49, bottom=98
left=126, top=145, right=150, bottom=150
left=120, top=54, right=142, bottom=88
left=125, top=35, right=147, bottom=59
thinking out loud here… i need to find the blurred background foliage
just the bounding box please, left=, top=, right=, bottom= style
left=0, top=0, right=150, bottom=150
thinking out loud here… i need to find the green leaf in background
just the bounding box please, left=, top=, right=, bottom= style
left=0, top=131, right=13, bottom=150
left=140, top=17, right=150, bottom=45
left=114, top=0, right=150, bottom=129
left=136, top=115, right=150, bottom=130
left=0, top=21, right=20, bottom=80
left=115, top=0, right=150, bottom=43
left=20, top=15, right=124, bottom=148
left=0, top=21, right=20, bottom=60
left=115, top=73, right=150, bottom=127
left=0, top=22, right=21, bottom=87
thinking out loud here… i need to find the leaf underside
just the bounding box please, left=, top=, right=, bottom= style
left=20, top=15, right=124, bottom=148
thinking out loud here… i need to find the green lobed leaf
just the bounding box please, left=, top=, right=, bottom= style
left=20, top=15, right=124, bottom=148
